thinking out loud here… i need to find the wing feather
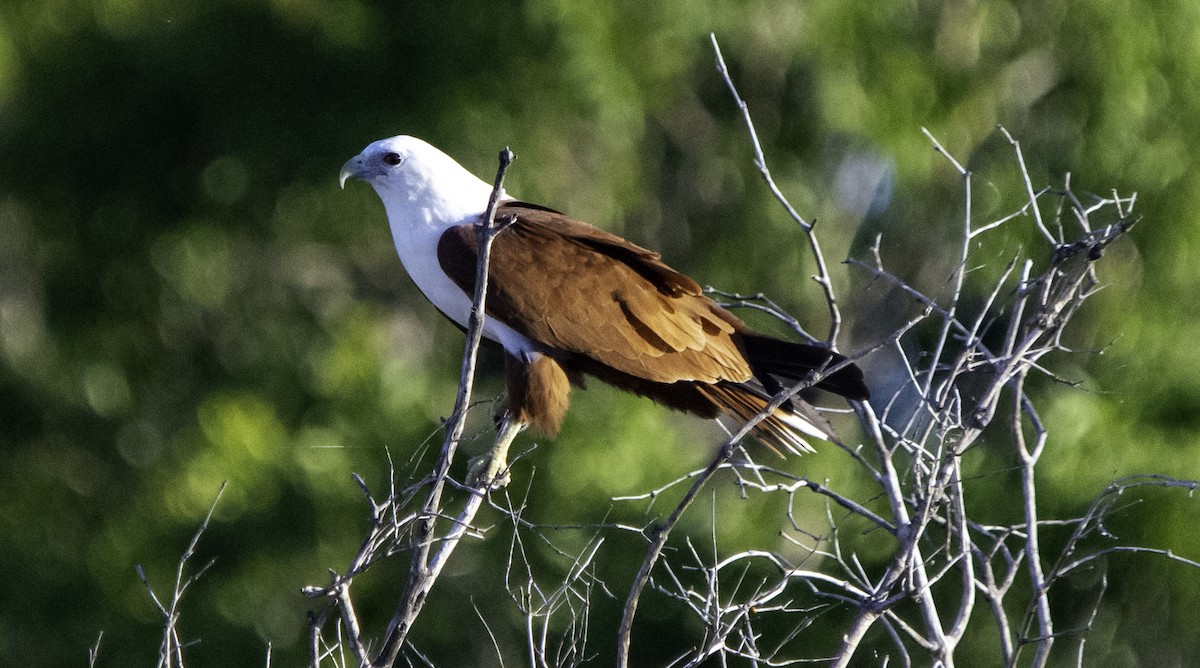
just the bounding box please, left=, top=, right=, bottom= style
left=437, top=202, right=752, bottom=384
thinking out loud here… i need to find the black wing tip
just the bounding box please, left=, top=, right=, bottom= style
left=741, top=333, right=871, bottom=401
left=835, top=366, right=871, bottom=402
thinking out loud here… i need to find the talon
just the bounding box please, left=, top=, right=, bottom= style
left=467, top=453, right=511, bottom=490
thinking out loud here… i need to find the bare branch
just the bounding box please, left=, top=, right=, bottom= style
left=374, top=147, right=516, bottom=668
left=137, top=482, right=226, bottom=668
left=88, top=632, right=103, bottom=668
left=711, top=33, right=843, bottom=345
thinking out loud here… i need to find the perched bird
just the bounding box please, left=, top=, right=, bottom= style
left=341, top=136, right=868, bottom=483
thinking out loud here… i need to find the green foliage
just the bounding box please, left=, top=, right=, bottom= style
left=0, top=0, right=1197, bottom=665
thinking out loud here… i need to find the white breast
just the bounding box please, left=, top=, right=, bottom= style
left=383, top=196, right=540, bottom=359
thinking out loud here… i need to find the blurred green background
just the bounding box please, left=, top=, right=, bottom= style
left=1, top=0, right=1198, bottom=665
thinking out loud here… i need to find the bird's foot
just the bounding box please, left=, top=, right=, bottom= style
left=467, top=453, right=511, bottom=490
left=466, top=416, right=526, bottom=490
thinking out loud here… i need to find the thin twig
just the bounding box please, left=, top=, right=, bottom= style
left=88, top=632, right=103, bottom=668
left=137, top=482, right=226, bottom=668
left=711, top=33, right=843, bottom=345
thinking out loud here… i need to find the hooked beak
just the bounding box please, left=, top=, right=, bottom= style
left=339, top=155, right=366, bottom=189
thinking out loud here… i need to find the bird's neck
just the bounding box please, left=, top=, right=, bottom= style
left=370, top=164, right=501, bottom=326
left=377, top=159, right=500, bottom=231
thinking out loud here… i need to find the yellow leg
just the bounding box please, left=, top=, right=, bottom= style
left=467, top=415, right=527, bottom=490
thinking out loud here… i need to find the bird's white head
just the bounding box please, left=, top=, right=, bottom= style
left=340, top=135, right=500, bottom=227
left=340, top=135, right=527, bottom=351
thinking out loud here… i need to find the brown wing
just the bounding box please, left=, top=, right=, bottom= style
left=437, top=202, right=753, bottom=384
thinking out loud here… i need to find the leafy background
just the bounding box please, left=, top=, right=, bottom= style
left=1, top=0, right=1198, bottom=665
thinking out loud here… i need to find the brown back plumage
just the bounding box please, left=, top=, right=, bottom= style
left=437, top=201, right=868, bottom=452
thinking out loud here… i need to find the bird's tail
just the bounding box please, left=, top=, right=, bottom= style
left=696, top=383, right=834, bottom=456
left=696, top=335, right=869, bottom=455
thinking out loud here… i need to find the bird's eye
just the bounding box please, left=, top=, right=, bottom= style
left=382, top=152, right=403, bottom=166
